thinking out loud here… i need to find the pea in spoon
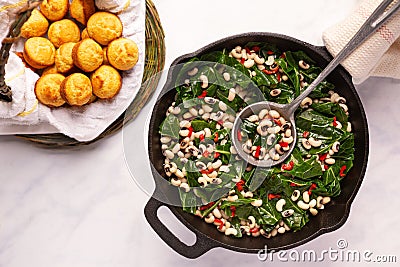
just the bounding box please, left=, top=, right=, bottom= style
left=232, top=0, right=400, bottom=167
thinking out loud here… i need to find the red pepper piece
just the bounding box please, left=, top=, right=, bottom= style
left=290, top=182, right=298, bottom=187
left=217, top=120, right=224, bottom=126
left=333, top=116, right=338, bottom=127
left=282, top=160, right=294, bottom=171
left=202, top=151, right=210, bottom=158
left=213, top=218, right=224, bottom=229
left=268, top=193, right=281, bottom=200
left=267, top=50, right=274, bottom=55
left=339, top=165, right=347, bottom=177
left=240, top=58, right=245, bottom=64
left=250, top=227, right=259, bottom=233
left=236, top=180, right=245, bottom=192
left=237, top=130, right=242, bottom=141
left=279, top=141, right=289, bottom=148
left=280, top=53, right=286, bottom=59
left=319, top=153, right=328, bottom=161
left=214, top=152, right=220, bottom=159
left=276, top=72, right=281, bottom=82
left=199, top=201, right=215, bottom=211
left=308, top=183, right=317, bottom=195
left=200, top=168, right=214, bottom=175
left=303, top=131, right=310, bottom=138
left=252, top=46, right=260, bottom=52
left=245, top=47, right=251, bottom=54
left=198, top=90, right=207, bottom=99
left=188, top=126, right=193, bottom=138
left=324, top=164, right=329, bottom=170
left=230, top=206, right=236, bottom=217
left=262, top=68, right=278, bottom=75
left=199, top=134, right=205, bottom=141
left=214, top=132, right=219, bottom=142
left=273, top=118, right=282, bottom=126
left=254, top=146, right=261, bottom=159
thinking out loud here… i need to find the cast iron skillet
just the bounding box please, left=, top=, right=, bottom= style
left=144, top=32, right=369, bottom=258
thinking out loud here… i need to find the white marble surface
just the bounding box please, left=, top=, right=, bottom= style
left=1, top=0, right=400, bottom=266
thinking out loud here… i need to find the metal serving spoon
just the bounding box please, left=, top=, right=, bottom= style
left=232, top=0, right=400, bottom=167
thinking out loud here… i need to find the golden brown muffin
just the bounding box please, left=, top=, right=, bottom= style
left=35, top=74, right=66, bottom=107
left=86, top=94, right=97, bottom=105
left=55, top=42, right=76, bottom=73
left=20, top=9, right=49, bottom=38
left=91, top=65, right=122, bottom=99
left=107, top=38, right=139, bottom=71
left=102, top=47, right=109, bottom=65
left=40, top=0, right=69, bottom=21
left=87, top=12, right=123, bottom=45
left=48, top=19, right=81, bottom=48
left=72, top=39, right=103, bottom=72
left=70, top=0, right=96, bottom=25
left=81, top=28, right=90, bottom=39
left=60, top=73, right=93, bottom=106
left=23, top=37, right=55, bottom=69
left=42, top=65, right=59, bottom=75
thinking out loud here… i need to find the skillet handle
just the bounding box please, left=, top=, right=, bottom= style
left=144, top=197, right=219, bottom=259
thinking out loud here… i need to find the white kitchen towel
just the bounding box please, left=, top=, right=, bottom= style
left=323, top=0, right=400, bottom=84
left=0, top=0, right=146, bottom=141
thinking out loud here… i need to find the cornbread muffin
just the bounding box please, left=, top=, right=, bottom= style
left=55, top=42, right=76, bottom=73
left=91, top=65, right=122, bottom=99
left=81, top=28, right=90, bottom=39
left=35, top=74, right=66, bottom=107
left=60, top=73, right=93, bottom=106
left=72, top=39, right=103, bottom=72
left=102, top=47, right=109, bottom=65
left=20, top=9, right=49, bottom=38
left=48, top=19, right=81, bottom=48
left=70, top=0, right=96, bottom=25
left=40, top=0, right=69, bottom=21
left=23, top=37, right=55, bottom=69
left=107, top=38, right=139, bottom=70
left=87, top=12, right=123, bottom=45
left=42, top=65, right=59, bottom=75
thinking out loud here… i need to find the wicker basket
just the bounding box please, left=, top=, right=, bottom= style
left=17, top=0, right=165, bottom=147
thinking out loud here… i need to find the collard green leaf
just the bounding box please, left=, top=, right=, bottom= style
left=159, top=115, right=180, bottom=139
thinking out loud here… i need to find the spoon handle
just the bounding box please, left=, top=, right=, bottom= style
left=288, top=0, right=400, bottom=114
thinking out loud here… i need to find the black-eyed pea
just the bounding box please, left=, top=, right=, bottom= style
left=300, top=97, right=312, bottom=108
left=212, top=208, right=222, bottom=219
left=347, top=122, right=352, bottom=132
left=180, top=182, right=190, bottom=192
left=183, top=112, right=192, bottom=119
left=309, top=199, right=317, bottom=208
left=251, top=199, right=263, bottom=207
left=198, top=176, right=208, bottom=186
left=160, top=136, right=171, bottom=144
left=322, top=196, right=331, bottom=204
left=316, top=196, right=324, bottom=208
left=225, top=228, right=238, bottom=236
left=248, top=216, right=256, bottom=228
left=204, top=214, right=215, bottom=224
left=258, top=109, right=269, bottom=120
left=325, top=158, right=336, bottom=165
left=171, top=178, right=181, bottom=187
left=310, top=208, right=318, bottom=216
left=270, top=89, right=281, bottom=97
left=228, top=88, right=236, bottom=101
left=165, top=150, right=174, bottom=159
left=291, top=190, right=300, bottom=201
left=269, top=110, right=280, bottom=119
left=187, top=67, right=198, bottom=76
left=282, top=75, right=288, bottom=81
left=297, top=200, right=310, bottom=210
left=199, top=74, right=208, bottom=89
left=308, top=137, right=322, bottom=147
left=223, top=72, right=231, bottom=81
left=281, top=209, right=294, bottom=218
left=257, top=64, right=266, bottom=71
left=302, top=139, right=312, bottom=150
left=332, top=141, right=340, bottom=152
left=335, top=120, right=343, bottom=129
left=276, top=199, right=286, bottom=212
left=299, top=60, right=310, bottom=69
left=244, top=59, right=255, bottom=68
left=227, top=195, right=238, bottom=202
left=278, top=227, right=286, bottom=234
left=302, top=191, right=310, bottom=203
left=266, top=55, right=275, bottom=65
